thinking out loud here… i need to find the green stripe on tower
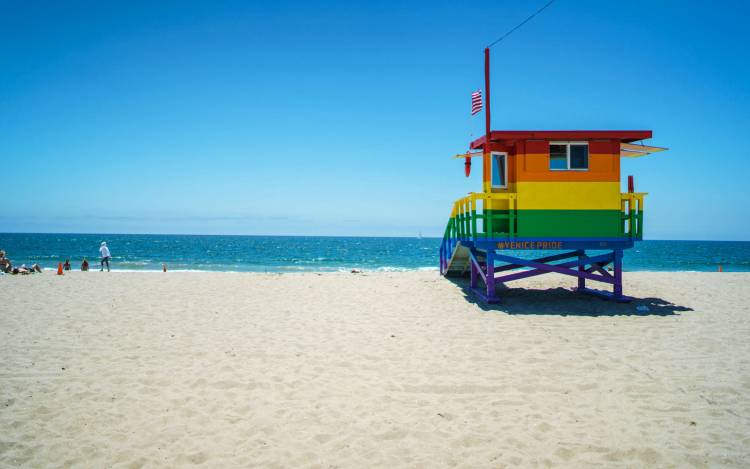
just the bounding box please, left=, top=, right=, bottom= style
left=484, top=209, right=628, bottom=238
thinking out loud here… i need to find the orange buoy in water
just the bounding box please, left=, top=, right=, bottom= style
left=57, top=263, right=64, bottom=275
left=718, top=264, right=723, bottom=272
left=163, top=264, right=167, bottom=272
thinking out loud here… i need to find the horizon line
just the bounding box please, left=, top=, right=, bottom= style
left=1, top=231, right=749, bottom=243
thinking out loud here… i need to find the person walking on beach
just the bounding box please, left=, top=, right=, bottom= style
left=99, top=242, right=111, bottom=272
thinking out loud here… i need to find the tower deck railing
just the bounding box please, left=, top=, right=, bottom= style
left=440, top=191, right=647, bottom=274
left=620, top=192, right=646, bottom=241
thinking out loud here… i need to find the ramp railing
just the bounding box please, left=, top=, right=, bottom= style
left=440, top=192, right=518, bottom=274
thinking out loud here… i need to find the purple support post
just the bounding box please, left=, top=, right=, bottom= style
left=486, top=251, right=497, bottom=302
left=613, top=249, right=623, bottom=298
left=470, top=254, right=478, bottom=289
left=577, top=249, right=586, bottom=290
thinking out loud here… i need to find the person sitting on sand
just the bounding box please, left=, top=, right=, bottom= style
left=99, top=242, right=111, bottom=272
left=0, top=250, right=11, bottom=273
left=12, top=264, right=42, bottom=275
left=63, top=259, right=71, bottom=271
left=81, top=258, right=89, bottom=271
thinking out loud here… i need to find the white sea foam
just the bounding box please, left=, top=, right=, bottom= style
left=41, top=265, right=440, bottom=274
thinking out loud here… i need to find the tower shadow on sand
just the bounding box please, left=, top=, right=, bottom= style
left=445, top=277, right=694, bottom=317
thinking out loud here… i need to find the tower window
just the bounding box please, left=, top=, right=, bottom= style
left=549, top=142, right=589, bottom=170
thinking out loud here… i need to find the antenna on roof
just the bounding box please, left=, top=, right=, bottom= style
left=486, top=0, right=557, bottom=49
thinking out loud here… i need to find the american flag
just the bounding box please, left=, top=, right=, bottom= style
left=471, top=90, right=483, bottom=115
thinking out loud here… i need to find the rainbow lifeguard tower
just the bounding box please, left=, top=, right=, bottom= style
left=439, top=50, right=665, bottom=303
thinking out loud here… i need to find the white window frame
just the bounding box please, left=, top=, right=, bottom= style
left=549, top=141, right=589, bottom=171
left=491, top=151, right=508, bottom=189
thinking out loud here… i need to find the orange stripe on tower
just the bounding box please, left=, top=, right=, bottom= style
left=514, top=139, right=620, bottom=182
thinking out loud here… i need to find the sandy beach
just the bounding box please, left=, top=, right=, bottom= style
left=1, top=271, right=749, bottom=467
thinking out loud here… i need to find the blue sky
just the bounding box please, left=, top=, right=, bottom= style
left=2, top=0, right=748, bottom=239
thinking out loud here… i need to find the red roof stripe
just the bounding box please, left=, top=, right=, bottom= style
left=470, top=130, right=653, bottom=149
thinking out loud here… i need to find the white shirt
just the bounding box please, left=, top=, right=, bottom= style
left=100, top=246, right=111, bottom=258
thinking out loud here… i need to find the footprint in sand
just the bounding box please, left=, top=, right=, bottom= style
left=186, top=451, right=208, bottom=464
left=378, top=430, right=407, bottom=441
left=314, top=434, right=333, bottom=444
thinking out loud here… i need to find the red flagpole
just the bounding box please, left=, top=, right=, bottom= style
left=483, top=47, right=491, bottom=192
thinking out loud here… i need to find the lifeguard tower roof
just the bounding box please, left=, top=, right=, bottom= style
left=470, top=130, right=652, bottom=150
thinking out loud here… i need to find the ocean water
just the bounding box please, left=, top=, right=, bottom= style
left=0, top=233, right=749, bottom=272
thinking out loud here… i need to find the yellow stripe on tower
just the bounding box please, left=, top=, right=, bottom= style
left=514, top=181, right=621, bottom=210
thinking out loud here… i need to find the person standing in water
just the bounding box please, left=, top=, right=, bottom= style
left=99, top=242, right=111, bottom=272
